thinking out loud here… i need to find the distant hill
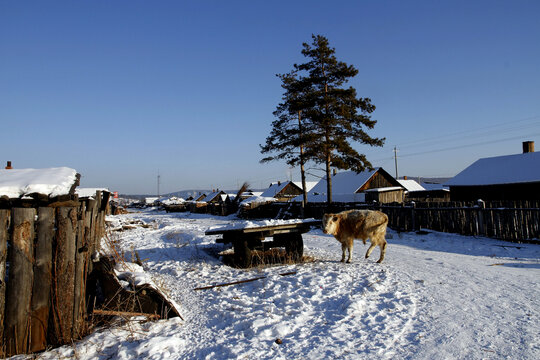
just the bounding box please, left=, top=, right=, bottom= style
left=405, top=176, right=452, bottom=184
left=165, top=190, right=212, bottom=199
left=120, top=188, right=268, bottom=200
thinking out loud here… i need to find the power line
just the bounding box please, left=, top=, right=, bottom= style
left=399, top=133, right=540, bottom=158
left=397, top=115, right=540, bottom=150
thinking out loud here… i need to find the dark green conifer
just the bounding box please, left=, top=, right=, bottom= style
left=295, top=34, right=384, bottom=203
left=262, top=34, right=384, bottom=205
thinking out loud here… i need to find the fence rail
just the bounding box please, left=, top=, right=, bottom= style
left=239, top=200, right=540, bottom=243
left=0, top=191, right=109, bottom=357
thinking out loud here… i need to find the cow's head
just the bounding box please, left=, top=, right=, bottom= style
left=322, top=213, right=339, bottom=235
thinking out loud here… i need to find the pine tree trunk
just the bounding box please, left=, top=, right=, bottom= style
left=320, top=57, right=333, bottom=204
left=298, top=110, right=308, bottom=214
left=325, top=152, right=332, bottom=204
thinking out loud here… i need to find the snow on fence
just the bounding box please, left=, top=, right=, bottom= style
left=239, top=201, right=540, bottom=243
left=0, top=191, right=110, bottom=357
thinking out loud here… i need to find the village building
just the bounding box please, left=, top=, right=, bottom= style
left=186, top=193, right=206, bottom=202
left=445, top=141, right=540, bottom=201
left=296, top=168, right=405, bottom=203
left=397, top=177, right=451, bottom=202
left=260, top=181, right=302, bottom=202
left=202, top=190, right=227, bottom=204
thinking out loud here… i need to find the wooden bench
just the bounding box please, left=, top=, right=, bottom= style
left=205, top=219, right=321, bottom=267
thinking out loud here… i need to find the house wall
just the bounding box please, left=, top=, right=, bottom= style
left=276, top=183, right=303, bottom=202
left=365, top=189, right=404, bottom=203
left=407, top=190, right=451, bottom=202
left=450, top=182, right=540, bottom=201
left=358, top=172, right=397, bottom=191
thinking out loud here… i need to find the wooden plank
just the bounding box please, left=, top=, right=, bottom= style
left=92, top=309, right=160, bottom=320
left=5, top=208, right=36, bottom=356
left=0, top=209, right=10, bottom=351
left=50, top=206, right=77, bottom=345
left=29, top=207, right=54, bottom=353
left=86, top=198, right=98, bottom=275
left=72, top=202, right=86, bottom=338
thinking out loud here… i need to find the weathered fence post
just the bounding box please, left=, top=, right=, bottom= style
left=0, top=209, right=10, bottom=354
left=410, top=201, right=416, bottom=231
left=5, top=208, right=36, bottom=356
left=86, top=198, right=98, bottom=275
left=29, top=207, right=55, bottom=353
left=72, top=202, right=87, bottom=338
left=477, top=200, right=485, bottom=236
left=50, top=206, right=77, bottom=345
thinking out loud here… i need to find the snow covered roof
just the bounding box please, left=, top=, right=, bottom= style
left=240, top=195, right=277, bottom=207
left=397, top=179, right=425, bottom=192
left=293, top=181, right=318, bottom=192
left=308, top=169, right=379, bottom=195
left=202, top=191, right=225, bottom=202
left=420, top=182, right=449, bottom=191
left=0, top=167, right=79, bottom=199
left=76, top=187, right=109, bottom=199
left=160, top=196, right=185, bottom=205
left=260, top=182, right=289, bottom=197
left=445, top=151, right=540, bottom=186
left=364, top=186, right=403, bottom=193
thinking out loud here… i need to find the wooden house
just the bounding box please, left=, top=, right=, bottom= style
left=300, top=168, right=405, bottom=203
left=397, top=178, right=451, bottom=202
left=202, top=190, right=227, bottom=204
left=445, top=142, right=540, bottom=201
left=186, top=193, right=206, bottom=202
left=260, top=181, right=303, bottom=202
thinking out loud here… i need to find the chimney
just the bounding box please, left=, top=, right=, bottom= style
left=403, top=176, right=408, bottom=180
left=523, top=141, right=535, bottom=153
left=5, top=161, right=12, bottom=169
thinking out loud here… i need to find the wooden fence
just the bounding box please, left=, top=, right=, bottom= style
left=239, top=200, right=540, bottom=243
left=0, top=191, right=109, bottom=357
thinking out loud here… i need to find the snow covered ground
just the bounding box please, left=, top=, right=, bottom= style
left=20, top=209, right=540, bottom=359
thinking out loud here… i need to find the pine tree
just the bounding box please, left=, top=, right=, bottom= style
left=296, top=34, right=385, bottom=203
left=260, top=70, right=317, bottom=210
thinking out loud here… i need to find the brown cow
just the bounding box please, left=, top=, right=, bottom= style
left=322, top=209, right=388, bottom=263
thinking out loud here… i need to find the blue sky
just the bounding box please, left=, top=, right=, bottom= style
left=1, top=0, right=539, bottom=194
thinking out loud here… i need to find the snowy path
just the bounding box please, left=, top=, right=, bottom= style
left=24, top=211, right=540, bottom=360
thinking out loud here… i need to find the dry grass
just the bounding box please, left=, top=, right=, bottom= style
left=221, top=247, right=315, bottom=268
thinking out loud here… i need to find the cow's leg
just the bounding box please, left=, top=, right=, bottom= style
left=365, top=241, right=376, bottom=259
left=346, top=239, right=353, bottom=263
left=376, top=239, right=387, bottom=263
left=340, top=242, right=347, bottom=262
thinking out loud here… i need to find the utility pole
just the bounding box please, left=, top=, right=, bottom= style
left=394, top=147, right=399, bottom=179
left=157, top=171, right=161, bottom=198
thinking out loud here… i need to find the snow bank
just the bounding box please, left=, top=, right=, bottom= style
left=240, top=195, right=277, bottom=207
left=160, top=197, right=185, bottom=205
left=0, top=167, right=78, bottom=198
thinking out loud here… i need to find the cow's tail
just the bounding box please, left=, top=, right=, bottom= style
left=368, top=213, right=389, bottom=236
